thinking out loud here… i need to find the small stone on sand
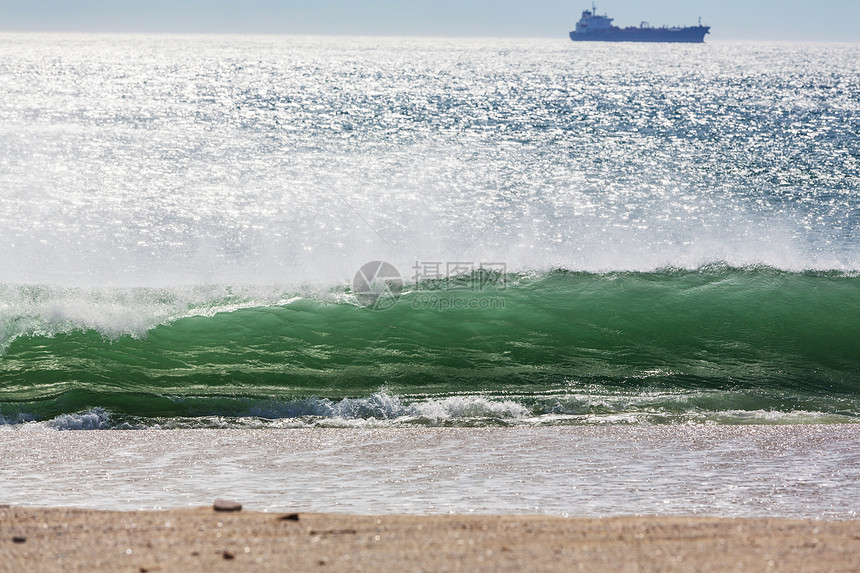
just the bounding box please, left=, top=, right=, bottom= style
left=279, top=513, right=300, bottom=521
left=213, top=500, right=242, bottom=512
left=12, top=536, right=26, bottom=543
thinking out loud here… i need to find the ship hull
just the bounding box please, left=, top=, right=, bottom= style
left=569, top=26, right=710, bottom=43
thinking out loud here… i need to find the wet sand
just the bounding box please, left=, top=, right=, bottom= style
left=2, top=506, right=859, bottom=572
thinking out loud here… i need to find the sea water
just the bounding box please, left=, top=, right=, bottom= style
left=0, top=35, right=858, bottom=516
left=2, top=426, right=859, bottom=519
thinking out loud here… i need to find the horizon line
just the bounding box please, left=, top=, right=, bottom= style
left=0, top=29, right=857, bottom=44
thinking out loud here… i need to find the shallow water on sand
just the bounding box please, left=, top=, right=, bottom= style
left=2, top=426, right=858, bottom=519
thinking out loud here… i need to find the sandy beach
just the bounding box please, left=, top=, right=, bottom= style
left=2, top=506, right=859, bottom=572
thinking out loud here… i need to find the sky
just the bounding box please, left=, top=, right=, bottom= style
left=0, top=0, right=858, bottom=42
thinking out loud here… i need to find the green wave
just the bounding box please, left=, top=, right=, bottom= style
left=1, top=266, right=859, bottom=423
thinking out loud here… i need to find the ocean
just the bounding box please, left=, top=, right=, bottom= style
left=0, top=34, right=858, bottom=516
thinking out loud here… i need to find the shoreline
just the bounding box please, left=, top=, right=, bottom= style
left=3, top=425, right=859, bottom=519
left=3, top=506, right=860, bottom=572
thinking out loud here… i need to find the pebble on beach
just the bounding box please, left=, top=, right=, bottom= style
left=213, top=500, right=242, bottom=512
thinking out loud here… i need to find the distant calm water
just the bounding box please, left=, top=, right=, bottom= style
left=0, top=35, right=858, bottom=429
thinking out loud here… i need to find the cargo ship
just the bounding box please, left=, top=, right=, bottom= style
left=570, top=4, right=710, bottom=43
